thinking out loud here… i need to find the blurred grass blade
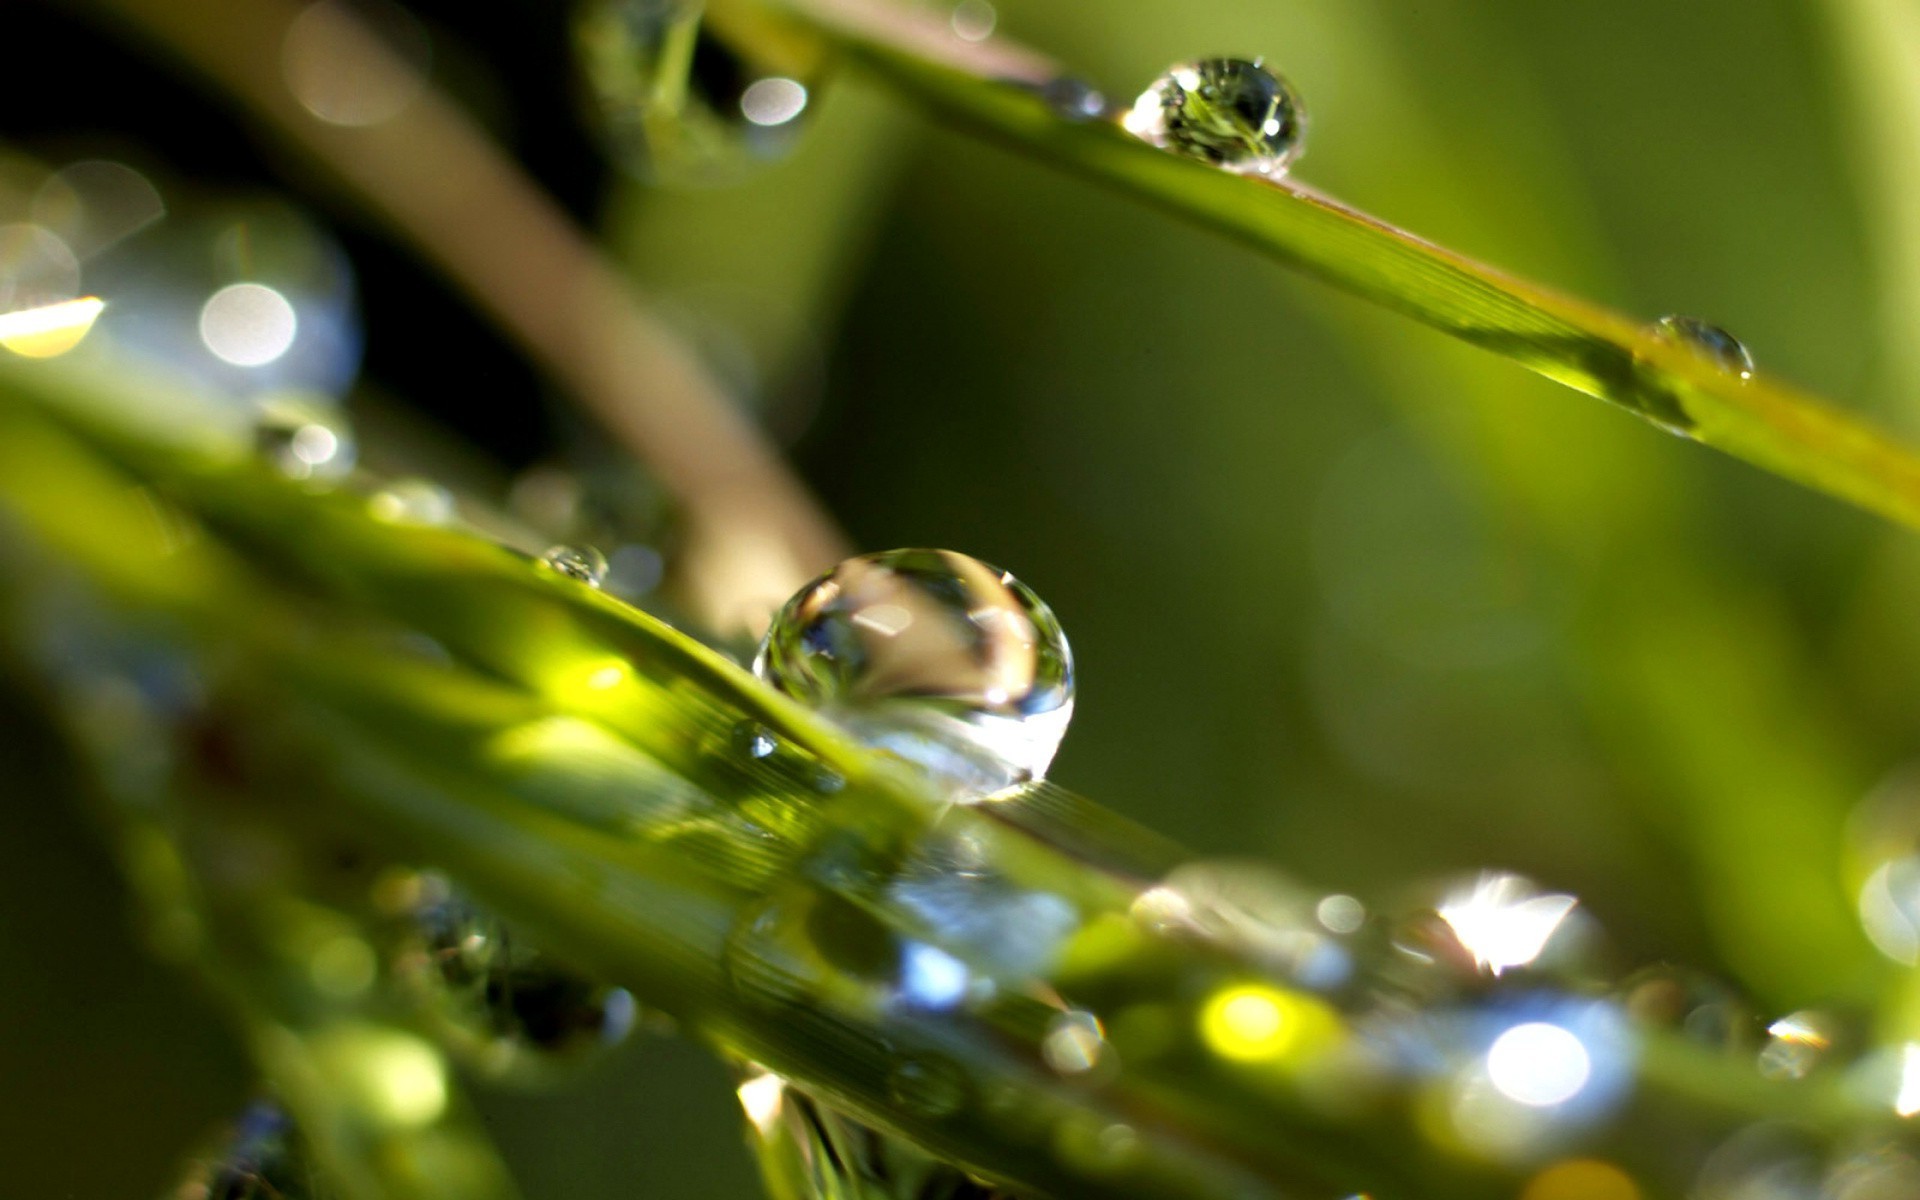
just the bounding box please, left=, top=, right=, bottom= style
left=721, top=0, right=1920, bottom=535
left=0, top=357, right=1903, bottom=1200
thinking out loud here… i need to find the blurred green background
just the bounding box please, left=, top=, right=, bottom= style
left=2, top=0, right=1914, bottom=1194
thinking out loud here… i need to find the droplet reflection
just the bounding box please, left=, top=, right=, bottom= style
left=739, top=77, right=808, bottom=128
left=1437, top=872, right=1578, bottom=977
left=200, top=282, right=300, bottom=367
left=1486, top=1022, right=1591, bottom=1108
left=1124, top=58, right=1306, bottom=177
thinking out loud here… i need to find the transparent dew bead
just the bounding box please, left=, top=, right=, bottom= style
left=1123, top=58, right=1305, bottom=177
left=397, top=877, right=637, bottom=1080
left=755, top=549, right=1075, bottom=797
left=171, top=1100, right=331, bottom=1200
left=1651, top=314, right=1755, bottom=381
left=541, top=543, right=609, bottom=588
left=1038, top=77, right=1109, bottom=122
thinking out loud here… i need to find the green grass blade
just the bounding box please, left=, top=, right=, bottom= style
left=723, top=0, right=1920, bottom=535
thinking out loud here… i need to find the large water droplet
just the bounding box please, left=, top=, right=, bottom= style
left=170, top=1100, right=328, bottom=1200
left=1123, top=59, right=1305, bottom=177
left=573, top=0, right=818, bottom=186
left=755, top=549, right=1074, bottom=796
left=542, top=543, right=609, bottom=588
left=392, top=875, right=636, bottom=1080
left=1651, top=314, right=1755, bottom=381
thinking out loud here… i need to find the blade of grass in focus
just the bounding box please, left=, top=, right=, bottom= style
left=711, top=0, right=1920, bottom=541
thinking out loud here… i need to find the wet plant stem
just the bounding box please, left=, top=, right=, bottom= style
left=712, top=0, right=1920, bottom=540
left=0, top=360, right=1904, bottom=1200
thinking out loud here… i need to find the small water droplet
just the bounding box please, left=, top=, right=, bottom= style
left=755, top=549, right=1075, bottom=797
left=732, top=720, right=778, bottom=759
left=1757, top=1010, right=1838, bottom=1081
left=542, top=544, right=609, bottom=587
left=886, top=1055, right=967, bottom=1118
left=1651, top=314, right=1755, bottom=381
left=737, top=1065, right=994, bottom=1199
left=170, top=1100, right=324, bottom=1200
left=1041, top=1010, right=1110, bottom=1075
left=256, top=396, right=355, bottom=482
left=394, top=875, right=636, bottom=1079
left=1039, top=76, right=1109, bottom=122
left=1123, top=58, right=1305, bottom=177
left=950, top=0, right=996, bottom=41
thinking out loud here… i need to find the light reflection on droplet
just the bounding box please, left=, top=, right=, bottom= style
left=1438, top=872, right=1578, bottom=977
left=1757, top=1011, right=1833, bottom=1081
left=1897, top=1043, right=1920, bottom=1117
left=1859, top=858, right=1920, bottom=965
left=949, top=0, right=996, bottom=42
left=898, top=941, right=970, bottom=1010
left=201, top=282, right=299, bottom=367
left=736, top=1068, right=786, bottom=1134
left=283, top=0, right=432, bottom=127
left=1041, top=1010, right=1108, bottom=1075
left=0, top=295, right=104, bottom=358
left=740, top=78, right=809, bottom=128
left=1316, top=893, right=1366, bottom=934
left=1486, top=1022, right=1591, bottom=1108
left=1199, top=983, right=1338, bottom=1065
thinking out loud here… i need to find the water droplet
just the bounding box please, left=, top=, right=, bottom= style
left=732, top=720, right=778, bottom=760
left=1435, top=871, right=1580, bottom=978
left=1315, top=893, right=1366, bottom=934
left=737, top=1065, right=994, bottom=1199
left=1132, top=860, right=1348, bottom=989
left=1123, top=58, right=1305, bottom=177
left=573, top=0, right=819, bottom=186
left=1616, top=965, right=1758, bottom=1052
left=887, top=1055, right=967, bottom=1118
left=1651, top=315, right=1755, bottom=381
left=949, top=0, right=996, bottom=43
left=1041, top=1010, right=1110, bottom=1075
left=1039, top=77, right=1109, bottom=122
left=755, top=549, right=1075, bottom=796
left=542, top=544, right=609, bottom=587
left=394, top=875, right=636, bottom=1079
left=170, top=1100, right=326, bottom=1200
left=1757, top=1010, right=1838, bottom=1081
left=256, top=396, right=356, bottom=482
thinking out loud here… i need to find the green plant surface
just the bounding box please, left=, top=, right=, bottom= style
left=703, top=0, right=1920, bottom=539
left=0, top=355, right=1908, bottom=1200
